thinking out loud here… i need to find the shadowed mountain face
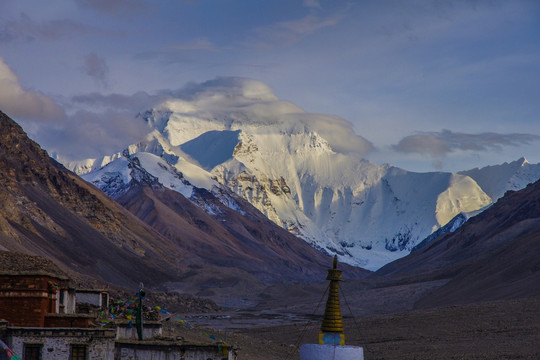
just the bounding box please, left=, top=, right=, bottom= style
left=0, top=110, right=367, bottom=299
left=375, top=180, right=540, bottom=308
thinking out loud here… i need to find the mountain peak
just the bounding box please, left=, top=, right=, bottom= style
left=518, top=156, right=528, bottom=166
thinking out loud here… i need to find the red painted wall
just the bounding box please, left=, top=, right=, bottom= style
left=0, top=275, right=62, bottom=327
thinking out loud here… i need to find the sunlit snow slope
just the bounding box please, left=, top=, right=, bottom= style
left=68, top=78, right=539, bottom=270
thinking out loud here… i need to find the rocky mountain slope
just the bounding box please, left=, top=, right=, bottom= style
left=0, top=110, right=366, bottom=301
left=65, top=79, right=540, bottom=270
left=0, top=111, right=185, bottom=288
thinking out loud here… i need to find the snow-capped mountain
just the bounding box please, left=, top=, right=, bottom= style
left=66, top=78, right=539, bottom=270
left=409, top=158, right=540, bottom=248
left=376, top=176, right=540, bottom=308
left=459, top=157, right=540, bottom=200
left=408, top=158, right=540, bottom=250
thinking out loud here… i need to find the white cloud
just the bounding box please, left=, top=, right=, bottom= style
left=28, top=109, right=150, bottom=161
left=171, top=77, right=279, bottom=103
left=159, top=77, right=374, bottom=155
left=393, top=129, right=540, bottom=160
left=0, top=56, right=65, bottom=122
left=0, top=56, right=146, bottom=159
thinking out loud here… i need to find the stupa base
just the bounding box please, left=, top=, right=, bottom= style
left=299, top=344, right=364, bottom=360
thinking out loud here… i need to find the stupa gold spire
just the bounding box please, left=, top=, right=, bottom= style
left=319, top=255, right=345, bottom=345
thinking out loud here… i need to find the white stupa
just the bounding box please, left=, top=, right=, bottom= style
left=299, top=256, right=364, bottom=360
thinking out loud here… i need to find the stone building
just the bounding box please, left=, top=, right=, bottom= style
left=1, top=321, right=116, bottom=360
left=75, top=289, right=109, bottom=310
left=0, top=252, right=87, bottom=328
left=0, top=251, right=231, bottom=360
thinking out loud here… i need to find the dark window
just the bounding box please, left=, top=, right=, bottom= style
left=101, top=292, right=108, bottom=308
left=71, top=344, right=87, bottom=360
left=23, top=344, right=42, bottom=360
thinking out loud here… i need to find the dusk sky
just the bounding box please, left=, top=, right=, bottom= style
left=1, top=0, right=539, bottom=172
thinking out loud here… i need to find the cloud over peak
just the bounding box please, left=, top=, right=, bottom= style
left=172, top=77, right=279, bottom=103
left=158, top=77, right=374, bottom=155
left=25, top=76, right=372, bottom=160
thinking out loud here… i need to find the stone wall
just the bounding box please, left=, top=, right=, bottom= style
left=3, top=325, right=233, bottom=360
left=115, top=321, right=165, bottom=340
left=7, top=327, right=115, bottom=360
left=115, top=342, right=232, bottom=360
left=76, top=290, right=108, bottom=307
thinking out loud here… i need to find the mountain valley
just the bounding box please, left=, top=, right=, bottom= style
left=1, top=105, right=540, bottom=359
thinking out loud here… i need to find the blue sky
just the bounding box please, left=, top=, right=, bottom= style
left=0, top=0, right=539, bottom=172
